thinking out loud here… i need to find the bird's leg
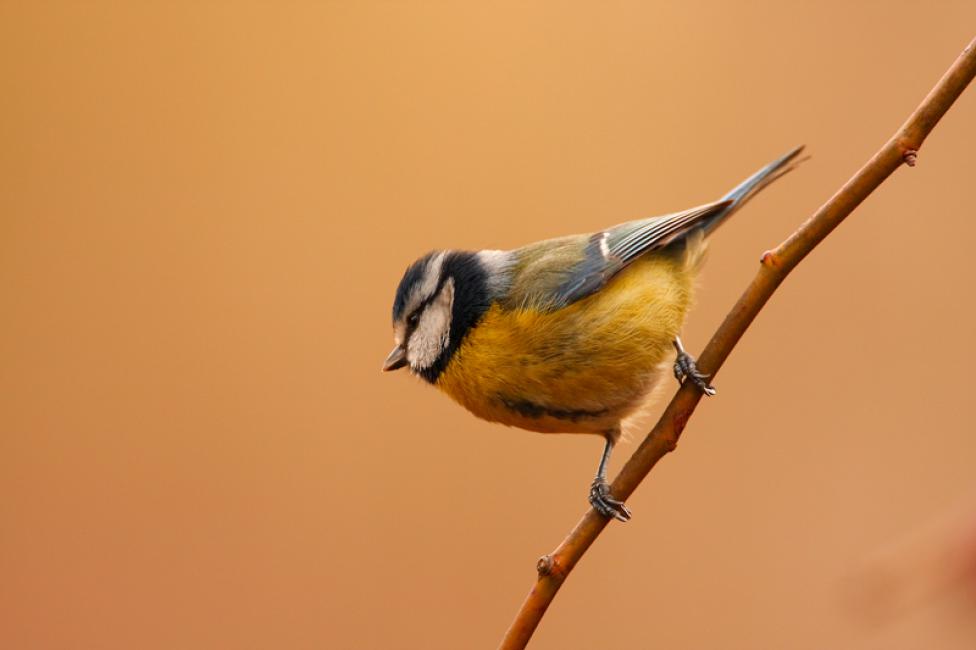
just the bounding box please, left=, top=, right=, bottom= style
left=673, top=336, right=716, bottom=396
left=588, top=434, right=631, bottom=522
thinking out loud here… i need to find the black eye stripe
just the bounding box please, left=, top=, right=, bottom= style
left=404, top=274, right=455, bottom=347
left=405, top=294, right=434, bottom=334
left=407, top=275, right=451, bottom=327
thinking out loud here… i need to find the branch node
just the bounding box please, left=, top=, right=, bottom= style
left=760, top=250, right=782, bottom=268
left=536, top=554, right=566, bottom=580
left=536, top=554, right=554, bottom=577
left=903, top=149, right=918, bottom=167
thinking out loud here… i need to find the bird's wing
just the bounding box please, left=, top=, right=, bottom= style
left=546, top=199, right=733, bottom=307
left=503, top=146, right=805, bottom=310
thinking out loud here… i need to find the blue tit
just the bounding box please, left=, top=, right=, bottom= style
left=383, top=147, right=804, bottom=521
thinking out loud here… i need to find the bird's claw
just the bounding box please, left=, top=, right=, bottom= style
left=674, top=351, right=717, bottom=396
left=589, top=478, right=631, bottom=522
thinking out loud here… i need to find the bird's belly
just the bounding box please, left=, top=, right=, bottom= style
left=436, top=255, right=692, bottom=434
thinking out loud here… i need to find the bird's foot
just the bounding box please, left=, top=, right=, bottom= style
left=589, top=477, right=631, bottom=522
left=674, top=350, right=716, bottom=396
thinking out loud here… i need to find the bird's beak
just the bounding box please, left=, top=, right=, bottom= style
left=382, top=345, right=408, bottom=372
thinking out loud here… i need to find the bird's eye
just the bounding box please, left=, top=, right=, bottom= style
left=407, top=311, right=420, bottom=327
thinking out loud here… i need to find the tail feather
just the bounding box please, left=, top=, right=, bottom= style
left=702, top=145, right=807, bottom=236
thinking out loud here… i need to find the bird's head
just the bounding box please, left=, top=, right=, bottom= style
left=384, top=249, right=505, bottom=383
left=384, top=250, right=458, bottom=382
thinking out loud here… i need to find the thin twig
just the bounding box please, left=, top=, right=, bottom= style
left=498, top=35, right=976, bottom=650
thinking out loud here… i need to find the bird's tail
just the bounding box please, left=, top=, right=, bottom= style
left=701, top=145, right=807, bottom=237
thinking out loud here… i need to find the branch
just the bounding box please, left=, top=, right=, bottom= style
left=499, top=35, right=976, bottom=650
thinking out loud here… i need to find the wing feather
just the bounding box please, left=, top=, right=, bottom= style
left=551, top=199, right=731, bottom=306
left=535, top=145, right=806, bottom=308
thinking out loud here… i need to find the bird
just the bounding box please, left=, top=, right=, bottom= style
left=382, top=146, right=805, bottom=521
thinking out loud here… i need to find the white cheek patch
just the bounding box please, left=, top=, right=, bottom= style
left=407, top=277, right=454, bottom=370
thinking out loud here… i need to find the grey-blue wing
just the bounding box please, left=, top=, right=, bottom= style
left=542, top=145, right=806, bottom=307
left=551, top=199, right=732, bottom=306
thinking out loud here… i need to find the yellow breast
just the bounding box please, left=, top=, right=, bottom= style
left=436, top=254, right=694, bottom=434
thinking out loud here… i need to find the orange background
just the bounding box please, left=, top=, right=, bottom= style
left=2, top=3, right=976, bottom=649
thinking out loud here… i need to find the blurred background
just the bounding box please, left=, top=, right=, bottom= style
left=2, top=2, right=975, bottom=649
